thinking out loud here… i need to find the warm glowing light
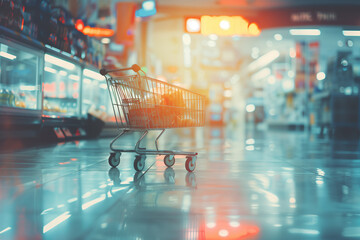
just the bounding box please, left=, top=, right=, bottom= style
left=75, top=19, right=84, bottom=31
left=289, top=29, right=321, bottom=36
left=200, top=16, right=260, bottom=36
left=45, top=54, right=75, bottom=70
left=343, top=30, right=360, bottom=36
left=316, top=72, right=326, bottom=81
left=248, top=23, right=261, bottom=36
left=246, top=104, right=255, bottom=113
left=186, top=18, right=201, bottom=33
left=84, top=69, right=104, bottom=80
left=82, top=26, right=114, bottom=37
left=219, top=20, right=230, bottom=30
left=0, top=51, right=16, bottom=60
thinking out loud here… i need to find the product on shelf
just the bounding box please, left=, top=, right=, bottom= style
left=0, top=89, right=16, bottom=107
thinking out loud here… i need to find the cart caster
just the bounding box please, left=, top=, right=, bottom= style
left=109, top=152, right=121, bottom=167
left=164, top=155, right=175, bottom=167
left=134, top=155, right=146, bottom=172
left=185, top=156, right=196, bottom=172
left=108, top=167, right=121, bottom=186
left=164, top=167, right=175, bottom=184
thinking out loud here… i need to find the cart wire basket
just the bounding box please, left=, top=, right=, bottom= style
left=100, top=64, right=206, bottom=172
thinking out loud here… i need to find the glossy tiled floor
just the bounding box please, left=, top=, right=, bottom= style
left=1, top=126, right=360, bottom=239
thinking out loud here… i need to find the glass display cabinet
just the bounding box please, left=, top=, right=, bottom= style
left=0, top=40, right=41, bottom=111
left=43, top=53, right=81, bottom=118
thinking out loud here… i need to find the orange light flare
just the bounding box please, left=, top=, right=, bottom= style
left=203, top=220, right=260, bottom=240
left=82, top=26, right=115, bottom=37
left=199, top=15, right=261, bottom=36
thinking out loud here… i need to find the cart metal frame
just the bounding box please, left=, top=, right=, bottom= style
left=100, top=65, right=205, bottom=172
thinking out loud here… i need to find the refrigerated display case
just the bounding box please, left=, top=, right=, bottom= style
left=0, top=38, right=43, bottom=137
left=0, top=40, right=41, bottom=110
left=43, top=53, right=81, bottom=118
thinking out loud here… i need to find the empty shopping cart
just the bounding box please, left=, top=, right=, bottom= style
left=100, top=64, right=205, bottom=172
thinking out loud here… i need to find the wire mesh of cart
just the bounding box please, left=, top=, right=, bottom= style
left=100, top=64, right=206, bottom=172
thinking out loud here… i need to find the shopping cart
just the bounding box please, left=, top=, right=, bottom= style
left=100, top=64, right=205, bottom=172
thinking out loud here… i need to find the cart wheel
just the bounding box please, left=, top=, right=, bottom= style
left=164, top=155, right=175, bottom=167
left=164, top=167, right=175, bottom=184
left=185, top=156, right=196, bottom=172
left=134, top=155, right=146, bottom=172
left=109, top=152, right=121, bottom=167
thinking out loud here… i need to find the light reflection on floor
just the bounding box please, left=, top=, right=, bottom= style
left=0, top=126, right=360, bottom=239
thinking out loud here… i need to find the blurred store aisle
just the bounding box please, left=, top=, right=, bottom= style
left=0, top=127, right=360, bottom=240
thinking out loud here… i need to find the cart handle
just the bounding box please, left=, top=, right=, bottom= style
left=100, top=64, right=141, bottom=76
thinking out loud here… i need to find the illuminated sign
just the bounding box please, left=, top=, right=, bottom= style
left=82, top=26, right=114, bottom=37
left=185, top=16, right=260, bottom=36
left=75, top=19, right=114, bottom=37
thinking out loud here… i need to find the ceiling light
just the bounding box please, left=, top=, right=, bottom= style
left=84, top=69, right=104, bottom=81
left=45, top=54, right=75, bottom=70
left=343, top=30, right=360, bottom=36
left=289, top=29, right=321, bottom=36
left=44, top=66, right=57, bottom=74
left=0, top=51, right=16, bottom=60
